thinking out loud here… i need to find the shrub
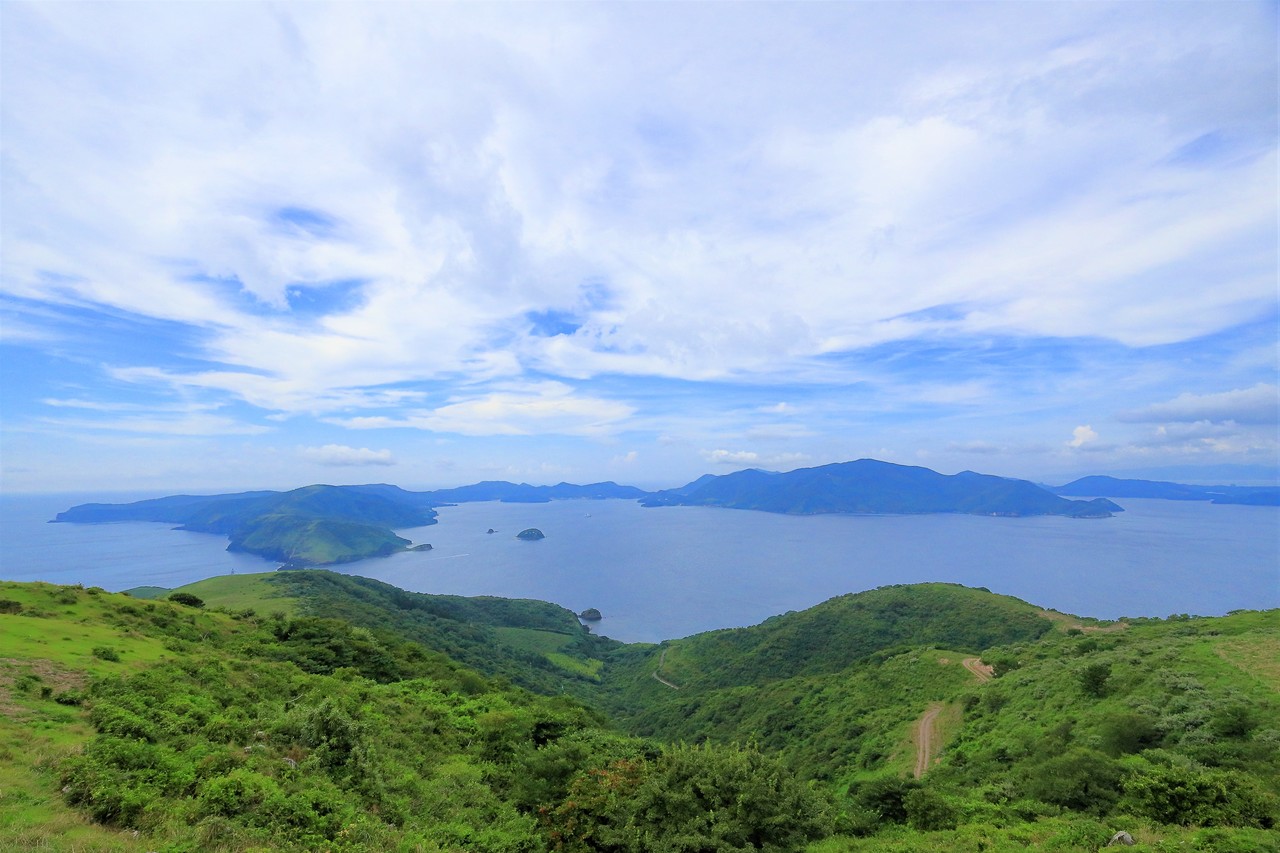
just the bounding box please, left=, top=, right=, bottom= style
left=1079, top=662, right=1111, bottom=697
left=169, top=592, right=205, bottom=608
left=1026, top=749, right=1122, bottom=814
left=92, top=646, right=121, bottom=662
left=905, top=786, right=959, bottom=830
left=1121, top=763, right=1279, bottom=828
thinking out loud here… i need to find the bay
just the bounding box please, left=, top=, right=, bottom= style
left=2, top=494, right=1277, bottom=643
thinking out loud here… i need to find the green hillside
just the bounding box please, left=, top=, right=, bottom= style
left=0, top=581, right=826, bottom=852
left=2, top=576, right=1276, bottom=852
left=152, top=570, right=620, bottom=696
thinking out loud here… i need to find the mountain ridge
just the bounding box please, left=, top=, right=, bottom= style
left=642, top=459, right=1121, bottom=518
left=1052, top=475, right=1280, bottom=506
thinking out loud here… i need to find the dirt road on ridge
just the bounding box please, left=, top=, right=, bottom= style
left=913, top=703, right=943, bottom=778
left=652, top=647, right=680, bottom=690
left=962, top=657, right=994, bottom=683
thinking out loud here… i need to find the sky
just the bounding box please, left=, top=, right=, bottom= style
left=2, top=1, right=1277, bottom=495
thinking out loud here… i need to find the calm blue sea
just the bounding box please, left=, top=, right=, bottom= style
left=2, top=493, right=1277, bottom=643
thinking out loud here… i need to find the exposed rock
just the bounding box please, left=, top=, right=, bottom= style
left=408, top=543, right=433, bottom=551
left=487, top=528, right=496, bottom=534
left=1107, top=831, right=1134, bottom=846
left=516, top=528, right=545, bottom=541
left=579, top=608, right=603, bottom=621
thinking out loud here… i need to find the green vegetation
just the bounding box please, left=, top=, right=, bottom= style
left=229, top=515, right=411, bottom=566
left=0, top=580, right=827, bottom=852
left=2, top=576, right=1277, bottom=851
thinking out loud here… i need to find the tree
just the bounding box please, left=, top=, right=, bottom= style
left=1079, top=662, right=1111, bottom=697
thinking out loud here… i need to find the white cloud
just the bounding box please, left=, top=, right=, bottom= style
left=301, top=444, right=395, bottom=466
left=2, top=2, right=1275, bottom=492
left=1118, top=383, right=1279, bottom=425
left=1068, top=425, right=1098, bottom=448
left=38, top=413, right=269, bottom=436
left=3, top=2, right=1273, bottom=414
left=331, top=382, right=634, bottom=437
left=702, top=449, right=760, bottom=465
left=700, top=449, right=811, bottom=469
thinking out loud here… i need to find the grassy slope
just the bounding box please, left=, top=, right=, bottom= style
left=133, top=571, right=614, bottom=694
left=0, top=579, right=829, bottom=853
left=807, top=609, right=1280, bottom=851
left=595, top=584, right=1054, bottom=726
left=261, top=570, right=618, bottom=693
left=0, top=581, right=266, bottom=851
left=168, top=573, right=303, bottom=617
left=6, top=576, right=1276, bottom=851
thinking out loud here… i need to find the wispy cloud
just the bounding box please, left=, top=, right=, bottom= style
left=1118, top=383, right=1279, bottom=425
left=331, top=382, right=634, bottom=437
left=301, top=444, right=395, bottom=466
left=38, top=413, right=270, bottom=437
left=1, top=2, right=1274, bottom=490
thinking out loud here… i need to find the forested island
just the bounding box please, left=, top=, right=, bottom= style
left=1, top=574, right=1275, bottom=851
left=51, top=481, right=637, bottom=566
left=1052, top=475, right=1280, bottom=506
left=641, top=459, right=1121, bottom=518
left=50, top=460, right=1132, bottom=569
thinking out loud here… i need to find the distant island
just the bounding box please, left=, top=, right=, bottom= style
left=52, top=485, right=437, bottom=567
left=640, top=459, right=1122, bottom=518
left=65, top=463, right=1279, bottom=568
left=52, top=480, right=640, bottom=567
left=516, top=528, right=546, bottom=541
left=1051, top=475, right=1280, bottom=506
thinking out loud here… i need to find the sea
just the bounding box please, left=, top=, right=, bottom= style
left=2, top=493, right=1277, bottom=643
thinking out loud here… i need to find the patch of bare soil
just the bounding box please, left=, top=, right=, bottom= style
left=0, top=658, right=88, bottom=718
left=1037, top=609, right=1129, bottom=633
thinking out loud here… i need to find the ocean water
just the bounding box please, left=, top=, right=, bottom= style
left=2, top=494, right=1277, bottom=643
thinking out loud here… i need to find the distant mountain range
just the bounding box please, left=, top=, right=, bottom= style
left=56, top=461, right=1279, bottom=568
left=1051, top=475, right=1280, bottom=506
left=641, top=459, right=1121, bottom=518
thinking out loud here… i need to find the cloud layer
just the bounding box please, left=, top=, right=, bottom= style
left=2, top=2, right=1275, bottom=490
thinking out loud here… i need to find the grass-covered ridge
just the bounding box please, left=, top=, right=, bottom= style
left=2, top=576, right=1277, bottom=852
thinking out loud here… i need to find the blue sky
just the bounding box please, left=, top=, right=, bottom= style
left=2, top=1, right=1277, bottom=494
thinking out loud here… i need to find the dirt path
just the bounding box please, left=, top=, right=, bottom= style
left=962, top=657, right=994, bottom=683
left=913, top=703, right=943, bottom=778
left=652, top=647, right=680, bottom=690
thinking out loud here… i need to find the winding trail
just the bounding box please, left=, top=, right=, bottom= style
left=962, top=657, right=994, bottom=683
left=913, top=703, right=943, bottom=778
left=652, top=647, right=681, bottom=690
